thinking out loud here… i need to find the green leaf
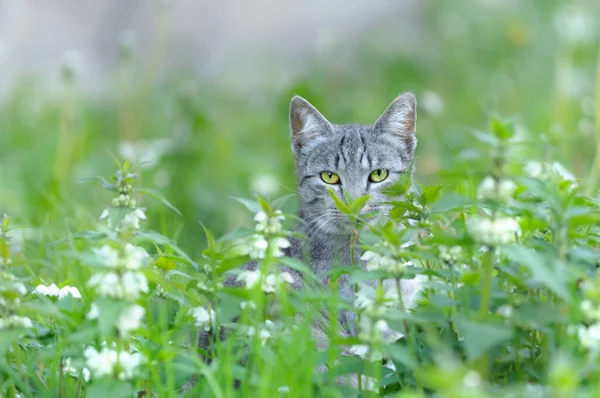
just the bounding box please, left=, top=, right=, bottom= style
left=77, top=176, right=118, bottom=191
left=327, top=187, right=350, bottom=214
left=232, top=197, right=261, bottom=213
left=279, top=257, right=320, bottom=282
left=155, top=255, right=177, bottom=271
left=272, top=193, right=297, bottom=209
left=217, top=255, right=251, bottom=275
left=95, top=298, right=132, bottom=337
left=490, top=116, right=515, bottom=140
left=430, top=193, right=472, bottom=212
left=0, top=239, right=10, bottom=260
left=454, top=317, right=513, bottom=361
left=382, top=176, right=412, bottom=197
left=386, top=343, right=417, bottom=370
left=135, top=188, right=182, bottom=216
left=0, top=329, right=24, bottom=355
left=87, top=379, right=134, bottom=398
left=420, top=185, right=444, bottom=205
left=2, top=214, right=10, bottom=229
left=503, top=245, right=570, bottom=301
left=257, top=196, right=272, bottom=213
left=349, top=195, right=370, bottom=214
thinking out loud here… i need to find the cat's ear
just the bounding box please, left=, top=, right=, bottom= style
left=289, top=96, right=333, bottom=155
left=373, top=92, right=417, bottom=144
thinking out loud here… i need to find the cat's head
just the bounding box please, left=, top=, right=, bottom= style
left=289, top=92, right=417, bottom=235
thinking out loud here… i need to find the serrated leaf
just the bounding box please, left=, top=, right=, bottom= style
left=135, top=188, right=182, bottom=216
left=420, top=185, right=444, bottom=205
left=327, top=187, right=350, bottom=214
left=454, top=317, right=513, bottom=360
left=349, top=195, right=370, bottom=214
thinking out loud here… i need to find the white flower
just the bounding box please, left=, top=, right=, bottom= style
left=421, top=90, right=444, bottom=117
left=87, top=271, right=148, bottom=300
left=496, top=305, right=514, bottom=318
left=34, top=283, right=69, bottom=298
left=241, top=235, right=269, bottom=259
left=84, top=347, right=143, bottom=380
left=87, top=303, right=99, bottom=320
left=117, top=305, right=145, bottom=336
left=254, top=210, right=285, bottom=234
left=463, top=370, right=482, bottom=389
left=467, top=217, right=519, bottom=246
left=477, top=176, right=516, bottom=202
left=361, top=250, right=408, bottom=275
left=439, top=245, right=462, bottom=263
left=121, top=210, right=146, bottom=230
left=240, top=300, right=256, bottom=310
left=250, top=174, right=280, bottom=198
left=121, top=271, right=149, bottom=299
left=577, top=323, right=600, bottom=350
left=262, top=272, right=295, bottom=293
left=498, top=179, right=517, bottom=200
left=359, top=317, right=403, bottom=344
left=63, top=358, right=91, bottom=383
left=190, top=306, right=216, bottom=331
left=581, top=300, right=600, bottom=321
left=11, top=282, right=27, bottom=296
left=0, top=315, right=33, bottom=329
left=271, top=237, right=291, bottom=258
left=237, top=270, right=262, bottom=289
left=524, top=161, right=544, bottom=179
left=58, top=286, right=82, bottom=300
left=94, top=245, right=120, bottom=268
left=123, top=244, right=148, bottom=270
left=99, top=209, right=110, bottom=219
left=116, top=351, right=143, bottom=380
left=259, top=328, right=272, bottom=345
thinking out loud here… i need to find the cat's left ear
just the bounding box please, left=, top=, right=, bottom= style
left=373, top=92, right=417, bottom=149
left=289, top=96, right=333, bottom=155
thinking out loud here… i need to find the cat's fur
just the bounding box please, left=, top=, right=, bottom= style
left=190, top=92, right=423, bottom=390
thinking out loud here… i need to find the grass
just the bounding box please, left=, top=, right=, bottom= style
left=1, top=1, right=600, bottom=396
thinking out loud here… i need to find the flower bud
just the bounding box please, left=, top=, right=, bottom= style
left=128, top=199, right=137, bottom=209
left=112, top=198, right=120, bottom=207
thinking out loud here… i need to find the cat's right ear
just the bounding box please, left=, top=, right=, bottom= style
left=289, top=96, right=333, bottom=155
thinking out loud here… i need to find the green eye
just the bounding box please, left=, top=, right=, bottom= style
left=369, top=169, right=389, bottom=183
left=320, top=171, right=340, bottom=184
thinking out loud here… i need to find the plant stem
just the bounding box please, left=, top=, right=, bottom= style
left=476, top=248, right=495, bottom=379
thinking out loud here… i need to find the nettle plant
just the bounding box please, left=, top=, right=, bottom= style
left=2, top=118, right=600, bottom=397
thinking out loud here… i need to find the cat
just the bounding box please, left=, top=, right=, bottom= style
left=189, top=92, right=423, bottom=391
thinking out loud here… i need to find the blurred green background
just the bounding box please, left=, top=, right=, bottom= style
left=0, top=0, right=598, bottom=257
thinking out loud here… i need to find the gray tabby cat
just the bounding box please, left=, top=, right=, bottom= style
left=190, top=92, right=423, bottom=389
left=287, top=91, right=423, bottom=338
